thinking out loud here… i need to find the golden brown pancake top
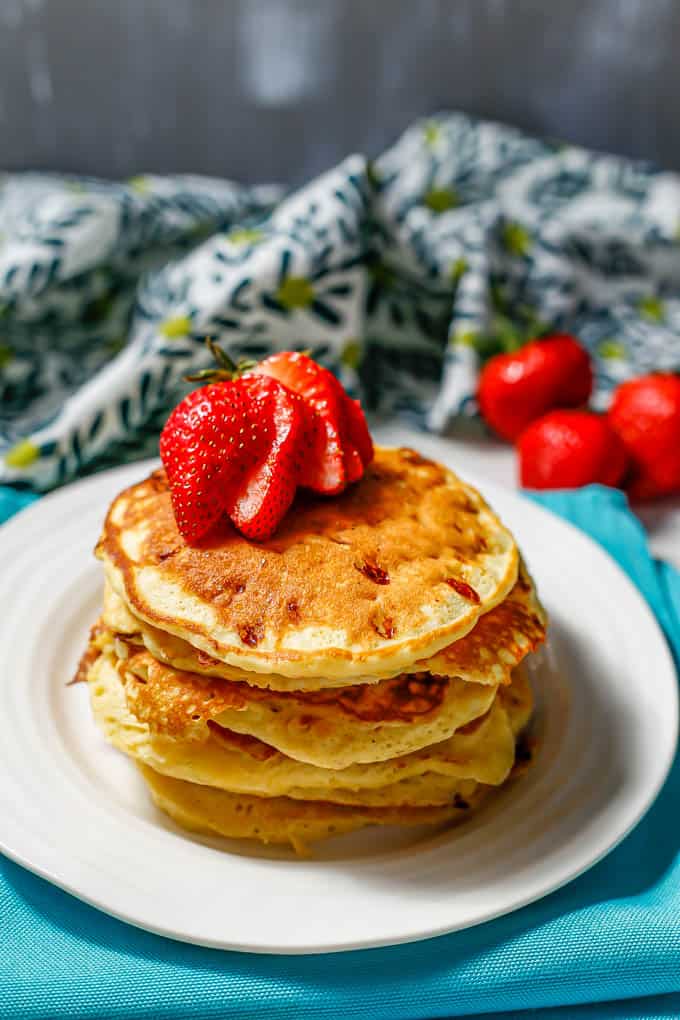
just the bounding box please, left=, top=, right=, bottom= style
left=96, top=447, right=518, bottom=675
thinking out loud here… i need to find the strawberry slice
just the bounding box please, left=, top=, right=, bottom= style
left=226, top=374, right=304, bottom=540
left=253, top=351, right=373, bottom=493
left=160, top=383, right=251, bottom=543
left=342, top=396, right=374, bottom=480
left=253, top=351, right=346, bottom=493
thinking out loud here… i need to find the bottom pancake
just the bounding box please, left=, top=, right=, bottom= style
left=138, top=764, right=487, bottom=854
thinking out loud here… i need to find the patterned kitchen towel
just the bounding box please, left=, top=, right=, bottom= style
left=2, top=112, right=680, bottom=491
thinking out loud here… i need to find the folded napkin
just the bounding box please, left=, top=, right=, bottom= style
left=1, top=483, right=678, bottom=1020
left=2, top=112, right=680, bottom=491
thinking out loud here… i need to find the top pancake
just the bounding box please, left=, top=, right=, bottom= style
left=96, top=447, right=519, bottom=681
left=100, top=564, right=545, bottom=691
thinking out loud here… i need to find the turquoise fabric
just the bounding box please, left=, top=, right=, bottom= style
left=0, top=486, right=37, bottom=524
left=0, top=483, right=678, bottom=1020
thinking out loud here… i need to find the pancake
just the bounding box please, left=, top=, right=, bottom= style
left=102, top=582, right=144, bottom=635
left=88, top=655, right=532, bottom=805
left=108, top=641, right=497, bottom=768
left=101, top=582, right=383, bottom=691
left=138, top=764, right=488, bottom=852
left=101, top=559, right=546, bottom=690
left=423, top=561, right=546, bottom=686
left=96, top=447, right=519, bottom=682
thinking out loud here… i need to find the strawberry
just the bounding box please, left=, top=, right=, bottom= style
left=160, top=342, right=373, bottom=544
left=608, top=373, right=680, bottom=499
left=253, top=351, right=373, bottom=492
left=159, top=382, right=251, bottom=543
left=226, top=374, right=304, bottom=540
left=478, top=334, right=593, bottom=442
left=518, top=410, right=628, bottom=490
left=343, top=395, right=374, bottom=480
left=160, top=372, right=303, bottom=543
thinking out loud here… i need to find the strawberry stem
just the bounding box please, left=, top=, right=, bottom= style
left=185, top=338, right=258, bottom=383
left=208, top=338, right=237, bottom=372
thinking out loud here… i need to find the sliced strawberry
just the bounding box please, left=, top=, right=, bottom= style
left=226, top=374, right=305, bottom=540
left=342, top=395, right=374, bottom=480
left=296, top=404, right=345, bottom=493
left=254, top=351, right=372, bottom=493
left=161, top=345, right=374, bottom=545
left=253, top=351, right=346, bottom=493
left=160, top=383, right=250, bottom=543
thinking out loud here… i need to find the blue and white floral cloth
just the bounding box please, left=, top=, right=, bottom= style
left=2, top=111, right=680, bottom=490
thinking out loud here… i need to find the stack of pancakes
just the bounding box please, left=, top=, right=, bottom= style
left=81, top=447, right=547, bottom=853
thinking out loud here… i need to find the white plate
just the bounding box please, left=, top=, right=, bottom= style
left=0, top=439, right=676, bottom=955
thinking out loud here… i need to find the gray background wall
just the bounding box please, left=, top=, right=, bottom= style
left=1, top=0, right=677, bottom=185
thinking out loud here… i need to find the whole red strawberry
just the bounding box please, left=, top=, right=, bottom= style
left=608, top=373, right=680, bottom=499
left=518, top=410, right=628, bottom=490
left=160, top=343, right=373, bottom=543
left=478, top=334, right=593, bottom=442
